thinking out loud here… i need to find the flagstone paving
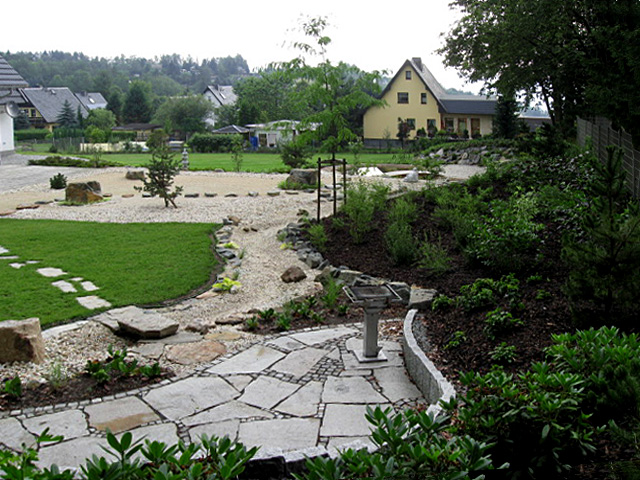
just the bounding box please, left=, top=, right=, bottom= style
left=0, top=325, right=427, bottom=471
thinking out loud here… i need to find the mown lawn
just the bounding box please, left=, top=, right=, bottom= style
left=0, top=219, right=219, bottom=326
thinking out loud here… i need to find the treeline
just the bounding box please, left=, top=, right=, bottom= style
left=2, top=51, right=250, bottom=97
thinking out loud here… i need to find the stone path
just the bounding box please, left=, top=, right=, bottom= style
left=0, top=324, right=426, bottom=471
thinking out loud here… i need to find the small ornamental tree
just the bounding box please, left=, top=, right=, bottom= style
left=136, top=144, right=183, bottom=208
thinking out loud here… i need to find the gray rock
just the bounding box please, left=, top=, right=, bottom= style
left=287, top=169, right=318, bottom=187
left=408, top=288, right=438, bottom=310
left=184, top=193, right=199, bottom=198
left=204, top=192, right=217, bottom=198
left=281, top=266, right=307, bottom=283
left=115, top=308, right=179, bottom=339
left=125, top=170, right=145, bottom=181
left=403, top=168, right=419, bottom=183
left=0, top=318, right=45, bottom=364
left=305, top=252, right=324, bottom=269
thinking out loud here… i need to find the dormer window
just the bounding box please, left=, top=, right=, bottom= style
left=405, top=70, right=412, bottom=80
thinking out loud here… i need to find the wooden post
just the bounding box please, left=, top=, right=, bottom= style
left=342, top=159, right=347, bottom=206
left=317, top=157, right=322, bottom=222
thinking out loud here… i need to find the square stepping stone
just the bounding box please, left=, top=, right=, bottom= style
left=37, top=267, right=67, bottom=277
left=207, top=344, right=285, bottom=375
left=373, top=367, right=423, bottom=403
left=143, top=377, right=239, bottom=421
left=51, top=280, right=77, bottom=293
left=270, top=347, right=328, bottom=378
left=321, top=376, right=386, bottom=404
left=239, top=376, right=300, bottom=409
left=85, top=396, right=160, bottom=433
left=76, top=296, right=112, bottom=310
left=81, top=281, right=100, bottom=292
left=238, top=418, right=320, bottom=451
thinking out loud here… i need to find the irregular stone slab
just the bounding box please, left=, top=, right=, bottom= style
left=51, top=280, right=77, bottom=293
left=289, top=326, right=357, bottom=347
left=275, top=381, right=323, bottom=417
left=327, top=436, right=376, bottom=455
left=189, top=420, right=239, bottom=443
left=0, top=210, right=16, bottom=216
left=224, top=374, right=254, bottom=392
left=270, top=347, right=328, bottom=378
left=165, top=339, right=226, bottom=365
left=238, top=418, right=320, bottom=451
left=26, top=260, right=40, bottom=265
left=0, top=417, right=37, bottom=451
left=322, top=376, right=387, bottom=404
left=23, top=410, right=88, bottom=440
left=9, top=262, right=25, bottom=269
left=266, top=336, right=306, bottom=352
left=0, top=318, right=45, bottom=363
left=408, top=288, right=438, bottom=310
left=76, top=296, right=112, bottom=310
left=281, top=266, right=307, bottom=283
left=37, top=436, right=105, bottom=471
left=267, top=191, right=281, bottom=196
left=36, top=267, right=67, bottom=278
left=207, top=344, right=285, bottom=375
left=205, top=330, right=243, bottom=342
left=125, top=423, right=180, bottom=452
left=182, top=400, right=273, bottom=427
left=65, top=181, right=103, bottom=204
left=129, top=342, right=165, bottom=359
left=80, top=281, right=99, bottom=292
left=115, top=307, right=179, bottom=339
left=143, top=377, right=239, bottom=421
left=0, top=255, right=19, bottom=260
left=321, top=404, right=389, bottom=437
left=373, top=367, right=423, bottom=403
left=141, top=331, right=203, bottom=345
left=85, top=396, right=159, bottom=433
left=239, top=376, right=300, bottom=409
left=0, top=246, right=8, bottom=254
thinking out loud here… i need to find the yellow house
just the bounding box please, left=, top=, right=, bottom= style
left=363, top=58, right=497, bottom=147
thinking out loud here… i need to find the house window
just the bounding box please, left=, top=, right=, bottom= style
left=407, top=118, right=416, bottom=130
left=421, top=93, right=427, bottom=104
left=405, top=70, right=412, bottom=80
left=471, top=118, right=481, bottom=136
left=397, top=92, right=409, bottom=104
left=444, top=118, right=455, bottom=133
left=427, top=119, right=437, bottom=136
left=458, top=118, right=467, bottom=136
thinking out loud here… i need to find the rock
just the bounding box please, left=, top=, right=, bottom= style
left=267, top=191, right=280, bottom=197
left=16, top=204, right=39, bottom=210
left=403, top=168, right=419, bottom=183
left=184, top=319, right=211, bottom=334
left=287, top=169, right=318, bottom=187
left=206, top=331, right=243, bottom=341
left=0, top=210, right=16, bottom=216
left=216, top=314, right=246, bottom=325
left=66, top=182, right=103, bottom=204
left=281, top=266, right=307, bottom=283
left=204, top=192, right=217, bottom=198
left=125, top=170, right=145, bottom=181
left=224, top=193, right=238, bottom=198
left=305, top=252, right=324, bottom=269
left=228, top=215, right=241, bottom=225
left=184, top=193, right=200, bottom=198
left=336, top=269, right=364, bottom=286
left=247, top=191, right=259, bottom=197
left=408, top=288, right=438, bottom=310
left=122, top=194, right=134, bottom=198
left=165, top=340, right=226, bottom=365
left=114, top=306, right=179, bottom=339
left=0, top=318, right=45, bottom=364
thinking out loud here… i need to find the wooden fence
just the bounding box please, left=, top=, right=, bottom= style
left=577, top=117, right=640, bottom=198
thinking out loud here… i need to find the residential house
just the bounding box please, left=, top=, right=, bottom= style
left=0, top=55, right=28, bottom=153
left=19, top=87, right=89, bottom=131
left=203, top=85, right=237, bottom=128
left=75, top=91, right=108, bottom=111
left=363, top=58, right=497, bottom=147
left=246, top=120, right=315, bottom=149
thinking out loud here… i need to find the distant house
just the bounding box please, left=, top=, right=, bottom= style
left=0, top=55, right=28, bottom=153
left=75, top=91, right=108, bottom=111
left=203, top=85, right=237, bottom=128
left=363, top=57, right=497, bottom=147
left=19, top=87, right=89, bottom=131
left=111, top=123, right=163, bottom=141
left=246, top=120, right=314, bottom=149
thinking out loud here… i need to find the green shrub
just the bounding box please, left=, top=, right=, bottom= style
left=384, top=220, right=417, bottom=266
left=3, top=376, right=22, bottom=399
left=321, top=277, right=342, bottom=310
left=442, top=364, right=600, bottom=479
left=342, top=182, right=389, bottom=244
left=29, top=156, right=119, bottom=168
left=307, top=223, right=328, bottom=252
left=484, top=308, right=523, bottom=340
left=445, top=330, right=467, bottom=350
left=489, top=342, right=518, bottom=364
left=14, top=129, right=49, bottom=141
left=49, top=172, right=67, bottom=190
left=280, top=138, right=312, bottom=168
left=457, top=274, right=522, bottom=313
left=387, top=196, right=418, bottom=224
left=189, top=133, right=238, bottom=153
left=417, top=233, right=451, bottom=276
left=431, top=294, right=454, bottom=311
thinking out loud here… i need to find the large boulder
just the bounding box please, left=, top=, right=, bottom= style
left=110, top=306, right=179, bottom=339
left=65, top=182, right=103, bottom=204
left=0, top=318, right=46, bottom=364
left=125, top=169, right=146, bottom=181
left=281, top=266, right=307, bottom=283
left=287, top=169, right=318, bottom=187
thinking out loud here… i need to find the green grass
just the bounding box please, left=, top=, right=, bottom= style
left=0, top=219, right=219, bottom=326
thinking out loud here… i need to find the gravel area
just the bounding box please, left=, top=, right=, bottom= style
left=0, top=165, right=484, bottom=385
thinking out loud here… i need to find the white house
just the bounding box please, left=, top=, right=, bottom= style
left=203, top=85, right=237, bottom=128
left=0, top=55, right=28, bottom=154
left=246, top=120, right=317, bottom=148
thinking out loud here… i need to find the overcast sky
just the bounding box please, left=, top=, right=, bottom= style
left=2, top=0, right=480, bottom=92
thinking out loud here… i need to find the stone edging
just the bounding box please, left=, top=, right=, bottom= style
left=402, top=309, right=455, bottom=416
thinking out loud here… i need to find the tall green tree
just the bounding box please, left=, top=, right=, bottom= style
left=152, top=95, right=213, bottom=140
left=123, top=80, right=153, bottom=124
left=493, top=94, right=520, bottom=139
left=56, top=100, right=78, bottom=128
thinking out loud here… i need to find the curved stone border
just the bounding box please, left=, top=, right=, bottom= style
left=402, top=309, right=455, bottom=415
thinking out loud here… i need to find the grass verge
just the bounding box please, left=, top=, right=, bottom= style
left=0, top=219, right=219, bottom=326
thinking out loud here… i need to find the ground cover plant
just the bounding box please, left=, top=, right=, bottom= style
left=0, top=219, right=219, bottom=326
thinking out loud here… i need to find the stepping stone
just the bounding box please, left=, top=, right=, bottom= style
left=322, top=376, right=387, bottom=404
left=16, top=204, right=39, bottom=210
left=37, top=267, right=67, bottom=278
left=289, top=326, right=357, bottom=346
left=85, top=396, right=159, bottom=433
left=26, top=260, right=40, bottom=265
left=76, top=296, right=112, bottom=310
left=270, top=347, right=328, bottom=378
left=204, top=192, right=217, bottom=198
left=189, top=420, right=240, bottom=444
left=122, top=194, right=134, bottom=198
left=51, top=280, right=77, bottom=293
left=285, top=190, right=299, bottom=195
left=205, top=330, right=243, bottom=342
left=0, top=417, right=37, bottom=451
left=141, top=331, right=202, bottom=345
left=37, top=436, right=105, bottom=471
left=129, top=342, right=165, bottom=359
left=224, top=193, right=238, bottom=197
left=267, top=191, right=281, bottom=197
left=247, top=191, right=259, bottom=197
left=23, top=410, right=88, bottom=440
left=373, top=367, right=423, bottom=403
left=80, top=281, right=99, bottom=292
left=143, top=376, right=239, bottom=421
left=238, top=418, right=320, bottom=451
left=207, top=344, right=285, bottom=375
left=320, top=404, right=388, bottom=437
left=185, top=193, right=200, bottom=198
left=9, top=263, right=25, bottom=269
left=182, top=400, right=273, bottom=427
left=0, top=255, right=19, bottom=260
left=0, top=246, right=8, bottom=254
left=275, top=380, right=323, bottom=417
left=0, top=210, right=16, bottom=216
left=115, top=307, right=179, bottom=339
left=239, top=376, right=300, bottom=409
left=165, top=339, right=226, bottom=365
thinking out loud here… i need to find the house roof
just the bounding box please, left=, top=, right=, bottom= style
left=0, top=55, right=28, bottom=105
left=382, top=58, right=497, bottom=116
left=211, top=124, right=250, bottom=134
left=75, top=92, right=108, bottom=110
left=19, top=87, right=89, bottom=123
left=204, top=85, right=237, bottom=107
